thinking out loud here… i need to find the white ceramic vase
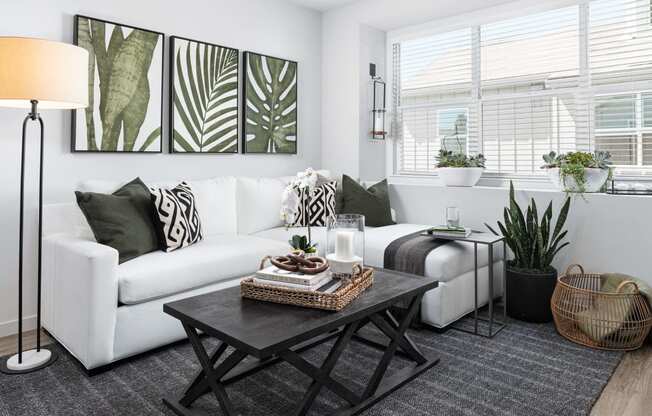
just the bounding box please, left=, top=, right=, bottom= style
left=546, top=167, right=609, bottom=193
left=437, top=167, right=484, bottom=187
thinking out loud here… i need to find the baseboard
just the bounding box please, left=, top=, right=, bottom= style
left=0, top=315, right=37, bottom=338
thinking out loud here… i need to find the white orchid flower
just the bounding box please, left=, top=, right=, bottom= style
left=280, top=184, right=301, bottom=223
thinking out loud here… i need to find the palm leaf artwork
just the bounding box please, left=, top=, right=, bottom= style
left=243, top=52, right=297, bottom=154
left=73, top=16, right=163, bottom=152
left=172, top=38, right=239, bottom=153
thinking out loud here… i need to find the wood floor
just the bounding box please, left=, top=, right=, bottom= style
left=0, top=331, right=650, bottom=415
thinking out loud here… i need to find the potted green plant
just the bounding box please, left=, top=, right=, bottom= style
left=288, top=235, right=317, bottom=255
left=436, top=149, right=486, bottom=187
left=541, top=151, right=612, bottom=193
left=486, top=182, right=571, bottom=323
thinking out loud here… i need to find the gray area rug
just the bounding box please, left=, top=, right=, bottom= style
left=0, top=318, right=623, bottom=416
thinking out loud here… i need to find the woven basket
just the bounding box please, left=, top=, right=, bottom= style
left=551, top=264, right=652, bottom=351
left=241, top=261, right=374, bottom=311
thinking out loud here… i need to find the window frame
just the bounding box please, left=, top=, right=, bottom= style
left=593, top=91, right=652, bottom=168
left=386, top=0, right=652, bottom=183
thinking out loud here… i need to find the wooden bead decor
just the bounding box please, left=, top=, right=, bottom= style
left=267, top=253, right=329, bottom=275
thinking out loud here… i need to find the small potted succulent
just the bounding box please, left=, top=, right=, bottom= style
left=541, top=151, right=612, bottom=194
left=435, top=149, right=486, bottom=187
left=486, top=182, right=571, bottom=323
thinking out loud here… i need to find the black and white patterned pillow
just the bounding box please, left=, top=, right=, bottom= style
left=150, top=182, right=203, bottom=252
left=292, top=181, right=337, bottom=227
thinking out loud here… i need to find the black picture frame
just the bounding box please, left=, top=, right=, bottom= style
left=169, top=36, right=240, bottom=154
left=71, top=15, right=165, bottom=153
left=242, top=51, right=298, bottom=155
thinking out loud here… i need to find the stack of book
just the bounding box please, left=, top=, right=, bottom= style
left=253, top=266, right=342, bottom=293
left=426, top=225, right=472, bottom=238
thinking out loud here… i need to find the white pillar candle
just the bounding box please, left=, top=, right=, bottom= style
left=335, top=230, right=355, bottom=261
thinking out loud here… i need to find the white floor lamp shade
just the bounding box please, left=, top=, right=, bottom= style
left=0, top=37, right=88, bottom=374
left=0, top=37, right=88, bottom=109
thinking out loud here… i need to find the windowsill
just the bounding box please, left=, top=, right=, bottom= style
left=387, top=173, right=652, bottom=197
left=388, top=174, right=559, bottom=191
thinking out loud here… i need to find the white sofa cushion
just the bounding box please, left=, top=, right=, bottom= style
left=186, top=177, right=237, bottom=236
left=78, top=179, right=178, bottom=194
left=78, top=177, right=238, bottom=236
left=236, top=177, right=288, bottom=235
left=43, top=203, right=94, bottom=239
left=117, top=235, right=290, bottom=305
left=364, top=224, right=503, bottom=282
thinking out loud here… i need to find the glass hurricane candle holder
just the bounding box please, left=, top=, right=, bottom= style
left=326, top=214, right=365, bottom=278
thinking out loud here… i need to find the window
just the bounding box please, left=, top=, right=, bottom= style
left=644, top=93, right=652, bottom=127
left=594, top=92, right=652, bottom=166
left=644, top=134, right=652, bottom=164
left=392, top=0, right=652, bottom=177
left=438, top=109, right=468, bottom=153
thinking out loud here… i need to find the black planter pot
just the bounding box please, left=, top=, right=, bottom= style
left=506, top=266, right=558, bottom=323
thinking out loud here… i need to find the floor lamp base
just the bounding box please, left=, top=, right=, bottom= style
left=0, top=348, right=58, bottom=375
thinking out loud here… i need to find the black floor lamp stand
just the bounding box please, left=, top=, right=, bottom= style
left=0, top=100, right=58, bottom=374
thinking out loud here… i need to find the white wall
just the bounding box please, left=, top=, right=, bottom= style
left=321, top=15, right=386, bottom=181
left=358, top=25, right=386, bottom=181
left=321, top=10, right=360, bottom=179
left=0, top=0, right=322, bottom=336
left=390, top=183, right=652, bottom=285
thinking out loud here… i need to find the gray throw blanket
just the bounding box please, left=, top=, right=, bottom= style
left=383, top=231, right=452, bottom=318
left=384, top=231, right=452, bottom=276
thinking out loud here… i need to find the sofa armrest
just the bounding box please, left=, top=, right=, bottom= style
left=43, top=234, right=119, bottom=370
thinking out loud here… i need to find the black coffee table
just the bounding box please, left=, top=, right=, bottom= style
left=163, top=269, right=439, bottom=416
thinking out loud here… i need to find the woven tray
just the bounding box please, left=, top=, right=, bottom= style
left=241, top=265, right=374, bottom=311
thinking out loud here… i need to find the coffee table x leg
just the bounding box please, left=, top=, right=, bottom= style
left=164, top=293, right=438, bottom=416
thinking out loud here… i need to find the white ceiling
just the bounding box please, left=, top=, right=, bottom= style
left=290, top=0, right=521, bottom=30
left=350, top=0, right=519, bottom=30
left=288, top=0, right=356, bottom=11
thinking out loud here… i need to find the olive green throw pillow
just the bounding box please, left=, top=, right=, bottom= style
left=75, top=178, right=160, bottom=263
left=340, top=175, right=395, bottom=227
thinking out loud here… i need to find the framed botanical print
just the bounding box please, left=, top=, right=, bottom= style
left=170, top=36, right=239, bottom=153
left=242, top=51, right=297, bottom=154
left=72, top=15, right=164, bottom=153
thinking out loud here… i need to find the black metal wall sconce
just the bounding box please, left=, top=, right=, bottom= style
left=370, top=63, right=386, bottom=140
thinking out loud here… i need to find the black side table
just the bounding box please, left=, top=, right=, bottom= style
left=426, top=231, right=507, bottom=338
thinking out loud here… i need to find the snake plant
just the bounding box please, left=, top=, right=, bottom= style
left=77, top=17, right=161, bottom=152
left=486, top=182, right=571, bottom=272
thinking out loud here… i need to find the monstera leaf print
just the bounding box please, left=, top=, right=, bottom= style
left=172, top=38, right=239, bottom=153
left=73, top=16, right=163, bottom=152
left=244, top=52, right=297, bottom=154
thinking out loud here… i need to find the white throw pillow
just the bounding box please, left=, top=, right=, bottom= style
left=237, top=177, right=287, bottom=234
left=186, top=177, right=237, bottom=236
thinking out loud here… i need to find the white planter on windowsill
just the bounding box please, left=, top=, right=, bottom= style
left=437, top=167, right=484, bottom=187
left=545, top=167, right=609, bottom=193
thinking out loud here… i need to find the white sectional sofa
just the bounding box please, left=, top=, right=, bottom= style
left=42, top=174, right=503, bottom=371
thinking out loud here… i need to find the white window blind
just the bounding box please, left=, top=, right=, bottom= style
left=481, top=6, right=581, bottom=94
left=590, top=0, right=652, bottom=86
left=392, top=0, right=652, bottom=177
left=397, top=29, right=474, bottom=173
